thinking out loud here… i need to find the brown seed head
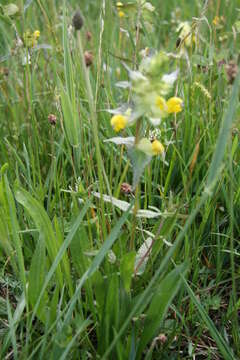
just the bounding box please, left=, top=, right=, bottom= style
left=72, top=10, right=84, bottom=31
left=48, top=114, right=57, bottom=126
left=121, top=183, right=132, bottom=195
left=84, top=51, right=93, bottom=67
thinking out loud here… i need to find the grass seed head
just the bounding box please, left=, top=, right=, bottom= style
left=84, top=51, right=93, bottom=67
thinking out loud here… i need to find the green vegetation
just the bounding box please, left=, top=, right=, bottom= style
left=0, top=0, right=240, bottom=358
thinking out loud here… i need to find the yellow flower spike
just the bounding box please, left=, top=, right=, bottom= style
left=116, top=2, right=123, bottom=8
left=166, top=97, right=183, bottom=114
left=111, top=114, right=127, bottom=132
left=155, top=96, right=167, bottom=111
left=33, top=30, right=40, bottom=38
left=151, top=140, right=164, bottom=156
left=118, top=10, right=125, bottom=18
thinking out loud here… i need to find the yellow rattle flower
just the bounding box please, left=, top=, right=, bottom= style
left=166, top=97, right=183, bottom=114
left=33, top=30, right=40, bottom=38
left=155, top=96, right=167, bottom=112
left=111, top=114, right=127, bottom=132
left=151, top=140, right=165, bottom=155
left=118, top=10, right=125, bottom=18
left=116, top=2, right=123, bottom=7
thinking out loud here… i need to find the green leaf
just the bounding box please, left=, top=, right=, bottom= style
left=120, top=252, right=136, bottom=292
left=28, top=234, right=47, bottom=322
left=30, top=199, right=91, bottom=325
left=99, top=273, right=120, bottom=354
left=63, top=202, right=133, bottom=327
left=128, top=147, right=151, bottom=189
left=137, top=262, right=188, bottom=357
left=15, top=187, right=64, bottom=289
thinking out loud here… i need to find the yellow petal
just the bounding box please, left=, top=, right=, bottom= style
left=151, top=140, right=164, bottom=155
left=166, top=97, right=183, bottom=114
left=155, top=96, right=167, bottom=111
left=118, top=10, right=125, bottom=18
left=110, top=114, right=127, bottom=132
left=33, top=30, right=40, bottom=38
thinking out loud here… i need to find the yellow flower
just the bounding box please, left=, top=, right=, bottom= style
left=155, top=96, right=167, bottom=111
left=151, top=140, right=164, bottom=155
left=111, top=114, right=127, bottom=132
left=212, top=16, right=220, bottom=26
left=118, top=10, right=125, bottom=18
left=116, top=2, right=123, bottom=7
left=33, top=30, right=40, bottom=38
left=166, top=97, right=183, bottom=114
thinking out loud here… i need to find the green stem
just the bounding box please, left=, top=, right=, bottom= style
left=76, top=30, right=108, bottom=239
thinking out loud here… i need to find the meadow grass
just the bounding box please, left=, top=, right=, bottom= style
left=0, top=0, right=240, bottom=359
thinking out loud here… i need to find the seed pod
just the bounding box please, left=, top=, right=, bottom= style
left=72, top=10, right=84, bottom=31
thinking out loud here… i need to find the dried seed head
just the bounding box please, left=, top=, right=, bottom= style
left=84, top=51, right=93, bottom=67
left=72, top=10, right=84, bottom=31
left=48, top=114, right=57, bottom=126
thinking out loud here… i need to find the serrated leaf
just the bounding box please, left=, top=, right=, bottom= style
left=92, top=192, right=161, bottom=218
left=104, top=136, right=135, bottom=146
left=134, top=237, right=152, bottom=275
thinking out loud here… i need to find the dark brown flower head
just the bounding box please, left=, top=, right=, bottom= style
left=48, top=114, right=57, bottom=126
left=84, top=51, right=93, bottom=67
left=72, top=10, right=84, bottom=31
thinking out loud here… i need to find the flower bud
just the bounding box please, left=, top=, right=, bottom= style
left=72, top=10, right=84, bottom=31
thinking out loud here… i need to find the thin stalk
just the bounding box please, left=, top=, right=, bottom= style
left=76, top=30, right=108, bottom=239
